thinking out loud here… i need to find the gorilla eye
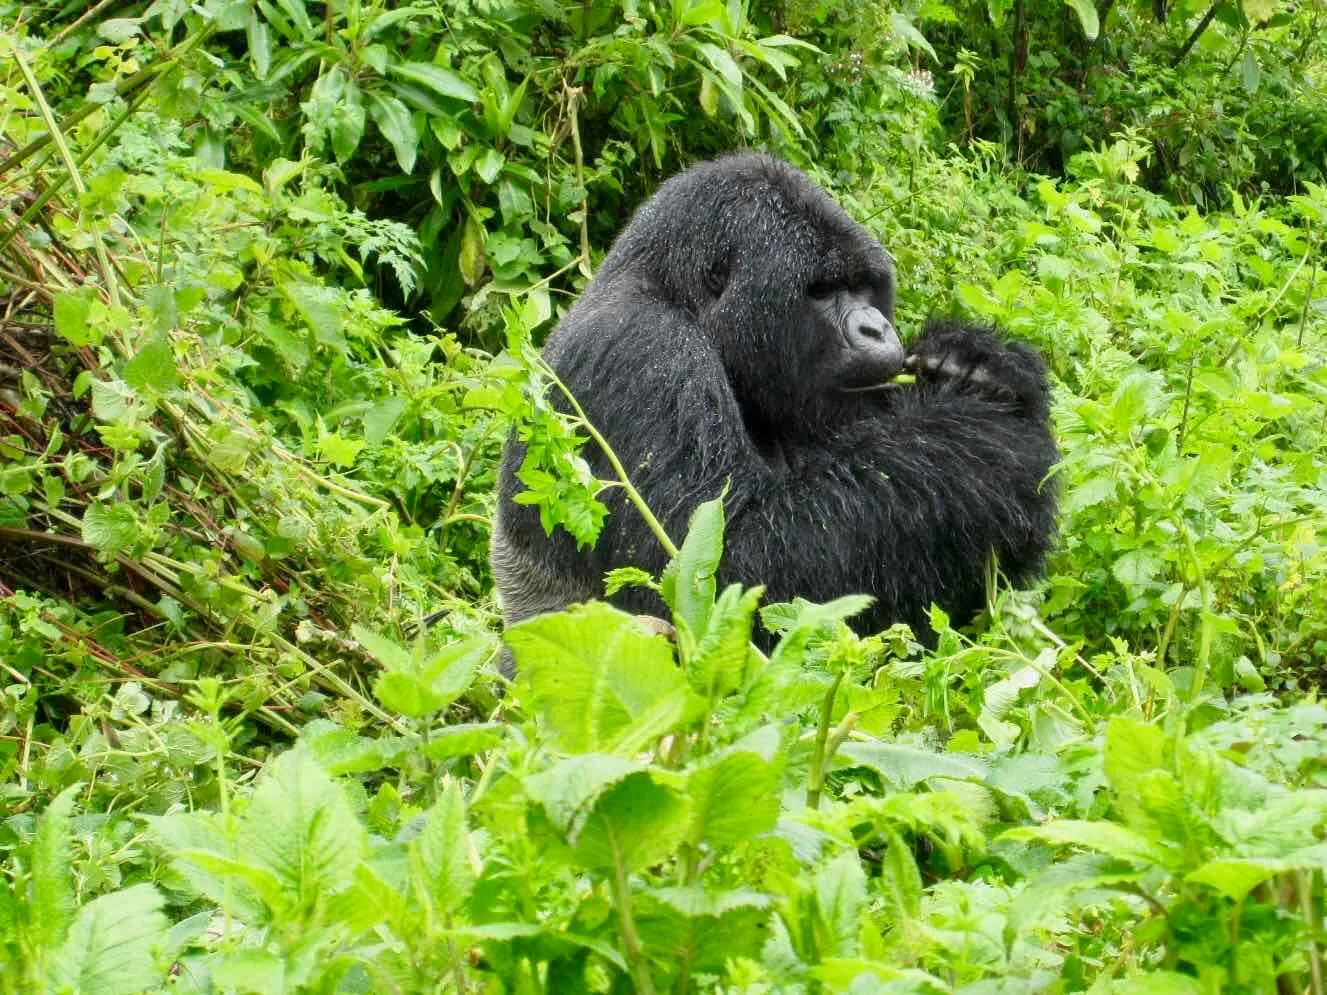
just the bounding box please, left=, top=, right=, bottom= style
left=807, top=280, right=837, bottom=300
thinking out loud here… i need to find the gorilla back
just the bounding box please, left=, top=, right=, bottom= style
left=492, top=153, right=1057, bottom=651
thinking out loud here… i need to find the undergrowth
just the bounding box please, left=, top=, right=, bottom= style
left=3, top=2, right=1327, bottom=993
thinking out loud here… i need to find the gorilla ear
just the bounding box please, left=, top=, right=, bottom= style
left=703, top=256, right=730, bottom=298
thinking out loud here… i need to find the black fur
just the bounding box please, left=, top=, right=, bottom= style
left=491, top=153, right=1057, bottom=648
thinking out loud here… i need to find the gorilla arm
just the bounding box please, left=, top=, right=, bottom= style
left=716, top=343, right=1057, bottom=639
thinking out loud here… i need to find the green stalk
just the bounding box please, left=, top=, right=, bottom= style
left=12, top=48, right=122, bottom=308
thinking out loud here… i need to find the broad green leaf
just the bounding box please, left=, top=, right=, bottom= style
left=1064, top=0, right=1100, bottom=39
left=813, top=850, right=869, bottom=958
left=1186, top=857, right=1287, bottom=901
left=363, top=397, right=406, bottom=446
left=837, top=742, right=987, bottom=789
left=277, top=279, right=345, bottom=349
left=508, top=602, right=692, bottom=754
left=388, top=61, right=479, bottom=103
left=889, top=12, right=938, bottom=59
left=352, top=624, right=412, bottom=670
left=1002, top=820, right=1176, bottom=868
left=47, top=885, right=168, bottom=995
left=635, top=887, right=772, bottom=974
left=685, top=726, right=781, bottom=848
left=409, top=784, right=474, bottom=918
left=526, top=755, right=690, bottom=870
left=123, top=333, right=178, bottom=395
left=1112, top=549, right=1166, bottom=597
left=368, top=92, right=419, bottom=173
left=240, top=746, right=367, bottom=908
left=53, top=288, right=100, bottom=347
left=82, top=503, right=139, bottom=555
left=372, top=635, right=488, bottom=718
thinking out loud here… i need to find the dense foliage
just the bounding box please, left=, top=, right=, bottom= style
left=2, top=1, right=1327, bottom=992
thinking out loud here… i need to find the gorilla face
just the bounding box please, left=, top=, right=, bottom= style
left=808, top=282, right=905, bottom=393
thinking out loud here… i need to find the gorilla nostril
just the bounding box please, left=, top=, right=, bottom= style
left=852, top=313, right=888, bottom=341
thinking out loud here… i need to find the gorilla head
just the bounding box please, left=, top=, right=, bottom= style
left=493, top=153, right=1057, bottom=653
left=596, top=156, right=904, bottom=432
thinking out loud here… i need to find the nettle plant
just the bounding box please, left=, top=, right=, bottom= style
left=946, top=143, right=1327, bottom=691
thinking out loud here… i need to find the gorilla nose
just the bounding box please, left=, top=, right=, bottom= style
left=850, top=308, right=891, bottom=341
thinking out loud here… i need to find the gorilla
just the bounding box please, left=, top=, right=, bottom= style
left=491, top=153, right=1057, bottom=654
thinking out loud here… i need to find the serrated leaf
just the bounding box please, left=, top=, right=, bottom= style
left=409, top=784, right=474, bottom=918
left=123, top=333, right=178, bottom=395
left=635, top=886, right=772, bottom=973
left=48, top=884, right=168, bottom=995
left=1003, top=819, right=1176, bottom=867
left=836, top=742, right=987, bottom=789
left=82, top=503, right=139, bottom=555
left=29, top=786, right=79, bottom=956
left=239, top=746, right=366, bottom=907
left=508, top=602, right=691, bottom=754
left=527, top=756, right=690, bottom=870
left=372, top=635, right=488, bottom=718
left=660, top=496, right=725, bottom=636
left=686, top=726, right=781, bottom=848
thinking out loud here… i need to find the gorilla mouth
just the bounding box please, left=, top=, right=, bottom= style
left=834, top=345, right=907, bottom=392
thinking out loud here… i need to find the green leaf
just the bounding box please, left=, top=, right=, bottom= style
left=1002, top=820, right=1175, bottom=868
left=240, top=745, right=367, bottom=905
left=635, top=887, right=772, bottom=973
left=317, top=426, right=365, bottom=468
left=123, top=333, right=178, bottom=395
left=1064, top=0, right=1100, bottom=40
left=246, top=9, right=271, bottom=79
left=685, top=726, right=781, bottom=848
left=1186, top=857, right=1286, bottom=901
left=508, top=602, right=693, bottom=754
left=526, top=756, right=690, bottom=870
left=409, top=784, right=474, bottom=918
left=687, top=583, right=762, bottom=701
left=368, top=92, right=419, bottom=173
left=53, top=287, right=99, bottom=347
left=363, top=398, right=406, bottom=447
left=1240, top=48, right=1261, bottom=93
left=660, top=496, right=725, bottom=639
left=82, top=503, right=139, bottom=555
left=48, top=885, right=169, bottom=995
left=277, top=279, right=346, bottom=349
left=1112, top=549, right=1166, bottom=597
left=837, top=742, right=988, bottom=789
left=372, top=635, right=488, bottom=718
left=813, top=850, right=869, bottom=958
left=29, top=785, right=79, bottom=956
left=387, top=61, right=479, bottom=103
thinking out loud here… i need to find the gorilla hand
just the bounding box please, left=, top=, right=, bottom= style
left=905, top=320, right=1050, bottom=418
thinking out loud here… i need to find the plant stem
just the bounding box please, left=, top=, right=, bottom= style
left=610, top=845, right=655, bottom=995
left=12, top=49, right=122, bottom=308
left=807, top=670, right=846, bottom=810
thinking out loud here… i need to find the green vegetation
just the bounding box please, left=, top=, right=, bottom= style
left=2, top=1, right=1327, bottom=991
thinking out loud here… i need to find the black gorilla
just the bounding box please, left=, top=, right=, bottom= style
left=492, top=153, right=1056, bottom=649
